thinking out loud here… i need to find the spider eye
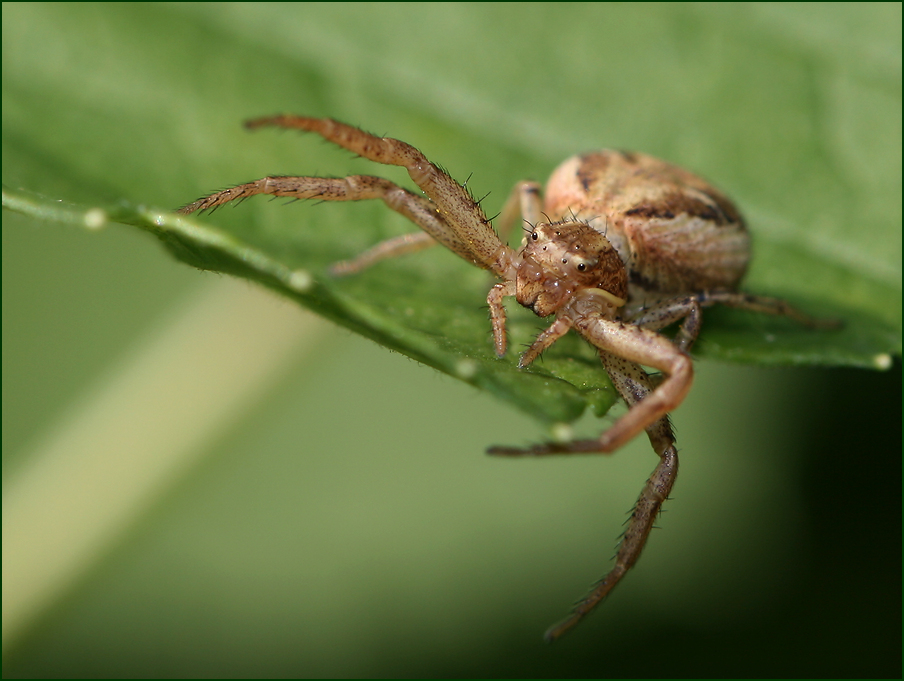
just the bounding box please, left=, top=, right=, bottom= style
left=531, top=232, right=538, bottom=241
left=577, top=263, right=586, bottom=271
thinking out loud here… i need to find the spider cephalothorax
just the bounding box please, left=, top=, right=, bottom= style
left=515, top=219, right=627, bottom=317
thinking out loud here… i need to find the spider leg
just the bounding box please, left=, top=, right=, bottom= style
left=329, top=231, right=436, bottom=276
left=482, top=180, right=547, bottom=355
left=497, top=180, right=543, bottom=247
left=487, top=281, right=517, bottom=357
left=490, top=311, right=691, bottom=455
left=491, top=351, right=678, bottom=641
left=546, top=440, right=677, bottom=640
left=488, top=317, right=689, bottom=640
left=517, top=315, right=573, bottom=367
left=243, top=116, right=516, bottom=276
left=178, top=174, right=488, bottom=268
left=699, top=291, right=840, bottom=328
left=574, top=317, right=692, bottom=451
left=629, top=290, right=840, bottom=352
left=627, top=294, right=704, bottom=352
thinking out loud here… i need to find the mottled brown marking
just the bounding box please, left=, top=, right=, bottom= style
left=617, top=150, right=641, bottom=164
left=624, top=191, right=727, bottom=225
left=628, top=268, right=661, bottom=293
left=576, top=152, right=613, bottom=193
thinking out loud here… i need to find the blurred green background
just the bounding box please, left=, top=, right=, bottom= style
left=2, top=3, right=900, bottom=677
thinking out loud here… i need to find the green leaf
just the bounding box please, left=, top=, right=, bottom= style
left=3, top=4, right=900, bottom=676
left=3, top=4, right=900, bottom=425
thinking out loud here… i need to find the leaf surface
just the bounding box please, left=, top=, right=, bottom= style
left=3, top=3, right=900, bottom=427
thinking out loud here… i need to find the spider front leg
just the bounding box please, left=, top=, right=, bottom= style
left=331, top=175, right=543, bottom=276
left=489, top=306, right=692, bottom=456
left=491, top=348, right=679, bottom=641
left=332, top=177, right=543, bottom=275
left=242, top=115, right=516, bottom=276
left=572, top=316, right=693, bottom=452
left=486, top=312, right=689, bottom=639
left=551, top=353, right=679, bottom=642
left=178, top=174, right=490, bottom=269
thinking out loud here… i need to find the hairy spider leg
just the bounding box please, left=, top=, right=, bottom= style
left=179, top=171, right=490, bottom=265
left=241, top=116, right=514, bottom=276
left=491, top=347, right=679, bottom=642
left=629, top=290, right=841, bottom=352
left=333, top=179, right=544, bottom=277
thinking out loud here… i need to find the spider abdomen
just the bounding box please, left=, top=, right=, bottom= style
left=543, top=151, right=750, bottom=299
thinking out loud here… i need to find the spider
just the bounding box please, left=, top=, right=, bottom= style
left=178, top=116, right=834, bottom=641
